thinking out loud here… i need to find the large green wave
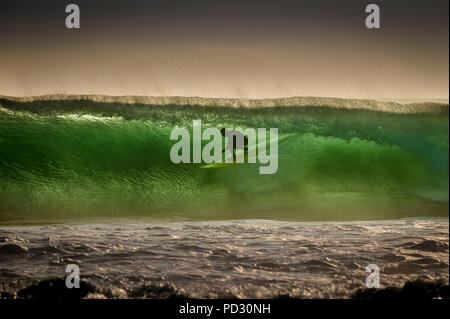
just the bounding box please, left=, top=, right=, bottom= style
left=0, top=97, right=448, bottom=223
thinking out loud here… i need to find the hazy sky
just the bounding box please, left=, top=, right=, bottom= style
left=0, top=0, right=448, bottom=99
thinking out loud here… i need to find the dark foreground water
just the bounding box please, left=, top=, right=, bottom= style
left=0, top=218, right=448, bottom=299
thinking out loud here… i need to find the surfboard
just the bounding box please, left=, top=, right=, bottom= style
left=200, top=154, right=249, bottom=169
left=200, top=134, right=291, bottom=169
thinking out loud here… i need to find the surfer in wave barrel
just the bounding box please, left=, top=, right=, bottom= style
left=220, top=128, right=249, bottom=162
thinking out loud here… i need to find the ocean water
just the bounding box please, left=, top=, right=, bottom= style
left=0, top=218, right=448, bottom=298
left=0, top=96, right=448, bottom=223
left=0, top=96, right=448, bottom=299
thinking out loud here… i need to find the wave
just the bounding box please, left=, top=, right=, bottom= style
left=0, top=96, right=448, bottom=223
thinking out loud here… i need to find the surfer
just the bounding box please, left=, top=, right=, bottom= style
left=220, top=128, right=248, bottom=161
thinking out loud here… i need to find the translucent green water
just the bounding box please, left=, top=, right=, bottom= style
left=0, top=99, right=448, bottom=223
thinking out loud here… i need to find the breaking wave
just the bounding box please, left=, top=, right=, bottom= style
left=0, top=95, right=448, bottom=223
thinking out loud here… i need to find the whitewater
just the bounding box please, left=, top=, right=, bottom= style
left=0, top=218, right=448, bottom=298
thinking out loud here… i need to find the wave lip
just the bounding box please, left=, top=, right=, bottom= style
left=1, top=94, right=448, bottom=114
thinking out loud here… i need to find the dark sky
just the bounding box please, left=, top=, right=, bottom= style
left=0, top=0, right=448, bottom=99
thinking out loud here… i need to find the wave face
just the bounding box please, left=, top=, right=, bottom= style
left=0, top=97, right=448, bottom=223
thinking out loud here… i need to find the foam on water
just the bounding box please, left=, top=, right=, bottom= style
left=0, top=218, right=448, bottom=298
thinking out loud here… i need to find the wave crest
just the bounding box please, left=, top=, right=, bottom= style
left=1, top=94, right=448, bottom=114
